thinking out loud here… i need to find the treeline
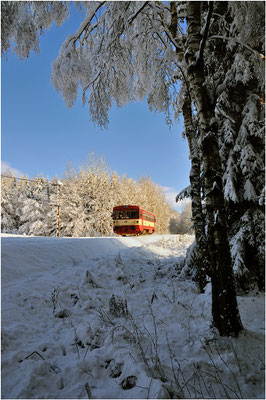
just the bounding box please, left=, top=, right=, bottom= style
left=1, top=156, right=188, bottom=237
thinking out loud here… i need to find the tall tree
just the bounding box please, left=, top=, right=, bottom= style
left=184, top=1, right=243, bottom=336
left=207, top=2, right=265, bottom=291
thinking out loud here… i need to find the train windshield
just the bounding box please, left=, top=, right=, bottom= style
left=113, top=209, right=139, bottom=219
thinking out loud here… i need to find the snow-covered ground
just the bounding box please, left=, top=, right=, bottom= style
left=1, top=234, right=265, bottom=399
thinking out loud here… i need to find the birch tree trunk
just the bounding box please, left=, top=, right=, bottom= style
left=182, top=94, right=209, bottom=292
left=170, top=2, right=209, bottom=292
left=186, top=1, right=243, bottom=336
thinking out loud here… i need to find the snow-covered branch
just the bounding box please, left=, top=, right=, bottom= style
left=60, top=2, right=105, bottom=54
left=127, top=1, right=149, bottom=25
left=209, top=35, right=263, bottom=58
left=215, top=106, right=236, bottom=124
left=176, top=186, right=191, bottom=202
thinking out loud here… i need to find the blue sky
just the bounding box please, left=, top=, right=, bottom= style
left=1, top=6, right=190, bottom=210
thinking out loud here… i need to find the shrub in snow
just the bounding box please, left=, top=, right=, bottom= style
left=182, top=241, right=208, bottom=293
left=55, top=309, right=71, bottom=319
left=109, top=360, right=124, bottom=378
left=121, top=375, right=137, bottom=390
left=83, top=270, right=100, bottom=289
left=109, top=295, right=129, bottom=318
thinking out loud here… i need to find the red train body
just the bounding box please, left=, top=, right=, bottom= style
left=112, top=205, right=155, bottom=236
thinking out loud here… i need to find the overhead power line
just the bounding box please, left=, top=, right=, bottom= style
left=1, top=174, right=59, bottom=186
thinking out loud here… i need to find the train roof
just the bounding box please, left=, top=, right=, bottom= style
left=113, top=205, right=155, bottom=215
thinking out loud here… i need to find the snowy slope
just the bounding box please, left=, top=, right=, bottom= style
left=1, top=234, right=264, bottom=399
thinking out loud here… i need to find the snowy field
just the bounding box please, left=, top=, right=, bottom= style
left=1, top=234, right=265, bottom=399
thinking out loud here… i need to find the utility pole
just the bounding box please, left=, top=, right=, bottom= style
left=57, top=181, right=63, bottom=237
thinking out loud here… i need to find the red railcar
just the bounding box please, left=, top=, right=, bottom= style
left=112, top=205, right=155, bottom=236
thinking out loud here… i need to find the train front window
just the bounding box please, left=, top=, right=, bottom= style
left=113, top=209, right=139, bottom=219
left=112, top=210, right=123, bottom=219
left=128, top=210, right=139, bottom=219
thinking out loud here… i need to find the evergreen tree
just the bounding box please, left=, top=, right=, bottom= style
left=206, top=2, right=265, bottom=291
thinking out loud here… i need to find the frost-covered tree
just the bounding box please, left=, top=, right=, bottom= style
left=59, top=170, right=92, bottom=237
left=137, top=176, right=175, bottom=234
left=1, top=163, right=176, bottom=237
left=1, top=175, right=20, bottom=233
left=58, top=157, right=175, bottom=237
left=174, top=202, right=193, bottom=234
left=60, top=156, right=115, bottom=236
left=175, top=2, right=265, bottom=297
left=18, top=176, right=51, bottom=236
left=109, top=171, right=123, bottom=207
left=79, top=156, right=113, bottom=235
left=205, top=2, right=265, bottom=291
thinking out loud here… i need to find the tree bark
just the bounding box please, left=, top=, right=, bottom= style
left=182, top=95, right=209, bottom=292
left=186, top=1, right=243, bottom=336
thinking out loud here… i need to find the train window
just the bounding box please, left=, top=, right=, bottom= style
left=143, top=212, right=154, bottom=222
left=112, top=210, right=124, bottom=219
left=129, top=210, right=139, bottom=219
left=144, top=212, right=153, bottom=221
left=112, top=209, right=139, bottom=219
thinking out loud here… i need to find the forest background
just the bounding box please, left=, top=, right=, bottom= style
left=1, top=154, right=192, bottom=237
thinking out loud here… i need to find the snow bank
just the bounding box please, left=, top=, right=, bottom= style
left=1, top=233, right=264, bottom=399
left=1, top=235, right=137, bottom=282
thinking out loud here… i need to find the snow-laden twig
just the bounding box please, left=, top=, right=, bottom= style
left=176, top=185, right=191, bottom=202
left=71, top=321, right=80, bottom=359
left=213, top=340, right=243, bottom=398
left=209, top=35, right=264, bottom=58
left=215, top=105, right=236, bottom=124
left=25, top=351, right=45, bottom=361
left=85, top=382, right=92, bottom=398
left=201, top=340, right=243, bottom=399
left=128, top=1, right=149, bottom=25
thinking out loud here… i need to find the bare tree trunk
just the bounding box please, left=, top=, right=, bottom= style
left=182, top=95, right=209, bottom=292
left=186, top=1, right=243, bottom=336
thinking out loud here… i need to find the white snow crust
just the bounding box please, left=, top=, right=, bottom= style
left=1, top=234, right=265, bottom=399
